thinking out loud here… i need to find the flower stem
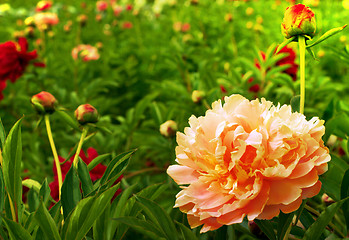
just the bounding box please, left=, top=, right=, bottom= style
left=298, top=35, right=306, bottom=114
left=73, top=126, right=89, bottom=168
left=45, top=115, right=63, bottom=200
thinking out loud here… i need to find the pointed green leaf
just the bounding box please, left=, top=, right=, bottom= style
left=87, top=153, right=111, bottom=172
left=39, top=179, right=50, bottom=204
left=341, top=169, right=349, bottom=231
left=113, top=217, right=166, bottom=240
left=303, top=197, right=349, bottom=240
left=276, top=36, right=296, bottom=54
left=1, top=216, right=32, bottom=240
left=0, top=167, right=5, bottom=212
left=277, top=212, right=294, bottom=240
left=34, top=201, right=61, bottom=240
left=99, top=150, right=135, bottom=187
left=77, top=158, right=94, bottom=197
left=61, top=166, right=81, bottom=219
left=306, top=25, right=348, bottom=48
left=0, top=118, right=6, bottom=148
left=175, top=221, right=198, bottom=240
left=56, top=110, right=81, bottom=132
left=28, top=188, right=39, bottom=212
left=135, top=196, right=178, bottom=240
left=254, top=219, right=277, bottom=240
left=2, top=118, right=23, bottom=221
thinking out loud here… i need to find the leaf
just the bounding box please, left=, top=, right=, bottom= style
left=254, top=219, right=277, bottom=240
left=0, top=167, right=5, bottom=212
left=61, top=166, right=81, bottom=220
left=2, top=118, right=23, bottom=221
left=340, top=169, right=349, bottom=231
left=277, top=212, right=294, bottom=240
left=306, top=25, right=348, bottom=48
left=113, top=217, right=166, bottom=240
left=93, top=204, right=111, bottom=240
left=175, top=221, right=198, bottom=240
left=22, top=179, right=41, bottom=193
left=0, top=117, right=6, bottom=148
left=303, top=197, right=349, bottom=240
left=56, top=110, right=81, bottom=132
left=1, top=216, right=33, bottom=240
left=87, top=153, right=111, bottom=172
left=39, top=179, right=50, bottom=204
left=99, top=150, right=135, bottom=188
left=290, top=95, right=300, bottom=113
left=77, top=158, right=94, bottom=197
left=135, top=196, right=178, bottom=240
left=34, top=201, right=61, bottom=240
left=28, top=188, right=39, bottom=212
left=63, top=184, right=120, bottom=240
left=276, top=36, right=296, bottom=54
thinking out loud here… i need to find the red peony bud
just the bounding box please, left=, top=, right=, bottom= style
left=75, top=104, right=99, bottom=125
left=31, top=91, right=57, bottom=114
left=281, top=4, right=316, bottom=39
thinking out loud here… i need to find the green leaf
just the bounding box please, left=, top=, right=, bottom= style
left=22, top=179, right=41, bottom=193
left=113, top=217, right=166, bottom=240
left=0, top=167, right=5, bottom=212
left=276, top=36, right=296, bottom=54
left=34, top=201, right=61, bottom=240
left=93, top=204, right=111, bottom=240
left=77, top=158, right=94, bottom=197
left=0, top=117, right=6, bottom=148
left=2, top=118, right=23, bottom=221
left=1, top=216, right=32, bottom=240
left=99, top=150, right=135, bottom=188
left=87, top=153, right=111, bottom=172
left=290, top=95, right=300, bottom=113
left=175, top=221, right=198, bottom=240
left=254, top=219, right=277, bottom=240
left=39, top=179, right=50, bottom=204
left=306, top=25, right=348, bottom=48
left=303, top=197, right=349, bottom=240
left=28, top=188, right=39, bottom=213
left=306, top=48, right=318, bottom=61
left=341, top=169, right=349, bottom=231
left=56, top=109, right=81, bottom=132
left=61, top=166, right=81, bottom=220
left=277, top=212, right=294, bottom=240
left=63, top=184, right=120, bottom=240
left=135, top=196, right=178, bottom=240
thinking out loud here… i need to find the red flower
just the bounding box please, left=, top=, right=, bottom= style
left=49, top=147, right=123, bottom=203
left=0, top=37, right=38, bottom=83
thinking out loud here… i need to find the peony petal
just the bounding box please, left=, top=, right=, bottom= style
left=167, top=165, right=199, bottom=184
left=267, top=180, right=302, bottom=205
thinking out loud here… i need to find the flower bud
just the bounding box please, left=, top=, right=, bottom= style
left=321, top=193, right=335, bottom=206
left=160, top=120, right=177, bottom=137
left=75, top=104, right=99, bottom=125
left=31, top=91, right=57, bottom=114
left=191, top=90, right=205, bottom=104
left=281, top=4, right=316, bottom=39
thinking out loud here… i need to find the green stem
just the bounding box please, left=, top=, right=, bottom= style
left=73, top=126, right=89, bottom=168
left=298, top=35, right=306, bottom=114
left=45, top=115, right=63, bottom=200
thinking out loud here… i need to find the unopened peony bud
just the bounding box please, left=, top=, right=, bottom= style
left=31, top=91, right=57, bottom=114
left=191, top=90, right=205, bottom=104
left=75, top=104, right=99, bottom=125
left=160, top=120, right=177, bottom=137
left=322, top=193, right=335, bottom=205
left=281, top=4, right=316, bottom=39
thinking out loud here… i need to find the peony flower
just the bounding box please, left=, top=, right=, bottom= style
left=33, top=12, right=59, bottom=31
left=167, top=94, right=330, bottom=232
left=36, top=1, right=52, bottom=12
left=122, top=21, right=133, bottom=29
left=71, top=44, right=100, bottom=61
left=96, top=1, right=108, bottom=11
left=281, top=4, right=316, bottom=39
left=31, top=91, right=57, bottom=114
left=49, top=148, right=123, bottom=203
left=75, top=103, right=99, bottom=125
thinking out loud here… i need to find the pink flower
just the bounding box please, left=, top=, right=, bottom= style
left=36, top=1, right=52, bottom=12
left=33, top=12, right=59, bottom=31
left=96, top=1, right=108, bottom=11
left=181, top=23, right=191, bottom=32
left=167, top=94, right=330, bottom=233
left=72, top=44, right=100, bottom=61
left=113, top=5, right=123, bottom=16
left=125, top=4, right=133, bottom=11
left=122, top=21, right=133, bottom=29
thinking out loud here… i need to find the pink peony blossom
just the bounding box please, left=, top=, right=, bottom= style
left=167, top=94, right=330, bottom=233
left=33, top=12, right=59, bottom=31
left=72, top=44, right=100, bottom=61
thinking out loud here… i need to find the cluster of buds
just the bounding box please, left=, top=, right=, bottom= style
left=31, top=91, right=99, bottom=125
